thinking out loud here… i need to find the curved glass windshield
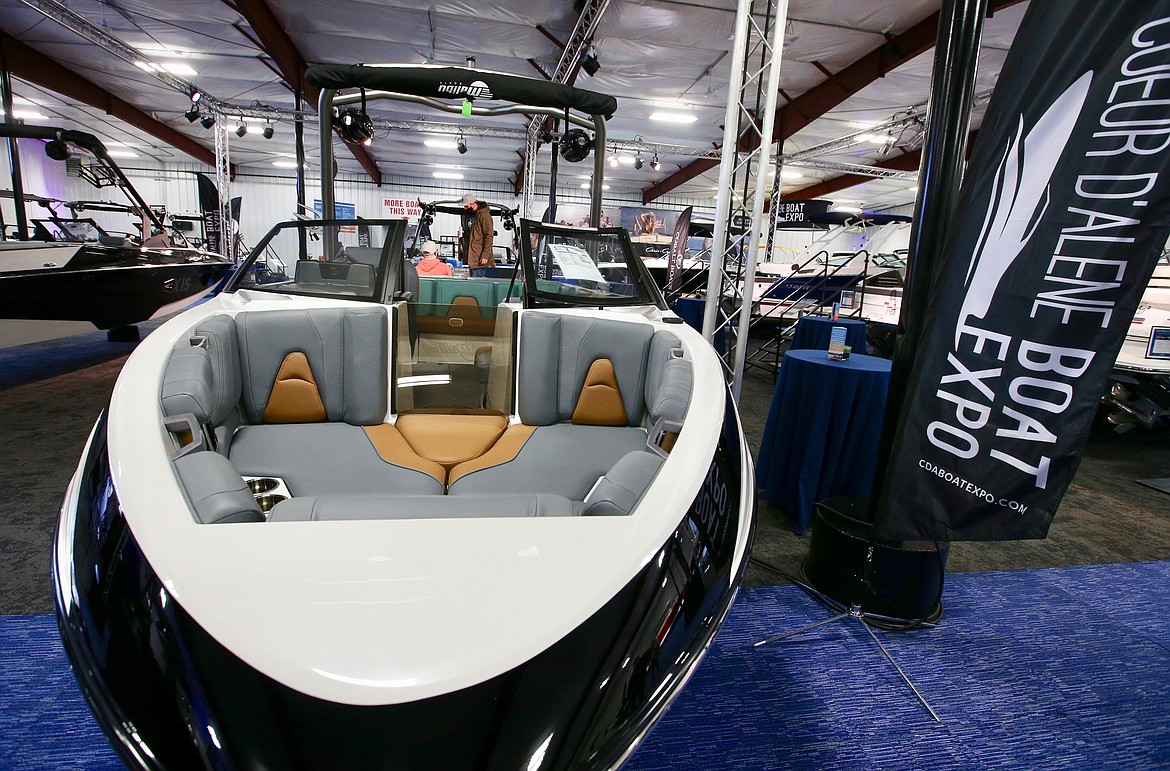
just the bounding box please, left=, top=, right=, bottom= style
left=519, top=220, right=664, bottom=309
left=226, top=218, right=408, bottom=302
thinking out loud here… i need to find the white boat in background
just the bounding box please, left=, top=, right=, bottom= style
left=1100, top=254, right=1170, bottom=432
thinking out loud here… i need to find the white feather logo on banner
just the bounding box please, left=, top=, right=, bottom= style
left=956, top=72, right=1094, bottom=345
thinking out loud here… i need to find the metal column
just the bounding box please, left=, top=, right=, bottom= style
left=703, top=0, right=791, bottom=400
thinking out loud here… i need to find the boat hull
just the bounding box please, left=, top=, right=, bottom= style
left=54, top=395, right=753, bottom=770
left=0, top=246, right=231, bottom=329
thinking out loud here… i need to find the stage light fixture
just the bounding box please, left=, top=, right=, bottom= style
left=200, top=115, right=216, bottom=129
left=580, top=48, right=600, bottom=77
left=456, top=133, right=467, bottom=155
left=634, top=154, right=643, bottom=170
left=184, top=108, right=200, bottom=123
left=650, top=153, right=661, bottom=171
left=337, top=108, right=374, bottom=146
left=607, top=153, right=619, bottom=168
left=559, top=128, right=592, bottom=163
left=262, top=123, right=274, bottom=140
left=189, top=88, right=203, bottom=105
left=235, top=122, right=248, bottom=138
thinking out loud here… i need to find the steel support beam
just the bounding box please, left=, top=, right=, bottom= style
left=643, top=0, right=1024, bottom=203
left=0, top=32, right=217, bottom=167
left=229, top=0, right=382, bottom=185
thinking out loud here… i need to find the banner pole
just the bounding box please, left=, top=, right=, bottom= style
left=870, top=0, right=988, bottom=520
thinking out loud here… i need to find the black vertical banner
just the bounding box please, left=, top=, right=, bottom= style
left=195, top=172, right=221, bottom=254
left=666, top=206, right=692, bottom=295
left=875, top=2, right=1170, bottom=541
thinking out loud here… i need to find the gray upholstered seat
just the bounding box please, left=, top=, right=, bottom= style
left=229, top=423, right=444, bottom=496
left=268, top=492, right=579, bottom=522
left=447, top=312, right=691, bottom=506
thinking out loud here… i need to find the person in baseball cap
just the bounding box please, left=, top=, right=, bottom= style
left=460, top=193, right=495, bottom=275
left=415, top=240, right=452, bottom=276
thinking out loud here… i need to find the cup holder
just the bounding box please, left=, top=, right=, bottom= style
left=247, top=478, right=279, bottom=494
left=255, top=494, right=286, bottom=513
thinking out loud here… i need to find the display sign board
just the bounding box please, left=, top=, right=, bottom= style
left=381, top=197, right=424, bottom=221
left=774, top=199, right=832, bottom=226
left=312, top=199, right=357, bottom=232
left=546, top=243, right=606, bottom=282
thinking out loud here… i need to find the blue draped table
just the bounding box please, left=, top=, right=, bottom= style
left=790, top=315, right=868, bottom=353
left=757, top=350, right=892, bottom=534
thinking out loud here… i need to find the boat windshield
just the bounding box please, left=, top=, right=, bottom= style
left=226, top=218, right=409, bottom=303
left=519, top=220, right=665, bottom=309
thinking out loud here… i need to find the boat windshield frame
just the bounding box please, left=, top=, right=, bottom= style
left=518, top=219, right=666, bottom=310
left=223, top=217, right=409, bottom=303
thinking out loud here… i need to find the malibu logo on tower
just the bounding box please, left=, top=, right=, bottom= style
left=875, top=5, right=1170, bottom=542
left=437, top=80, right=494, bottom=100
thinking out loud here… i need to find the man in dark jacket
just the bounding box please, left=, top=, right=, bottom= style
left=462, top=193, right=494, bottom=276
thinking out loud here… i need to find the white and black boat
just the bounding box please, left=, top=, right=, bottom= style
left=1, top=124, right=232, bottom=338
left=53, top=64, right=755, bottom=770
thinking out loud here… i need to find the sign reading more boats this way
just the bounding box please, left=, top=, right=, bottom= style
left=875, top=2, right=1170, bottom=541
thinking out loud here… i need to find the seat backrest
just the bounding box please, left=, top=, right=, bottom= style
left=644, top=330, right=692, bottom=425
left=235, top=306, right=387, bottom=425
left=295, top=260, right=324, bottom=285
left=517, top=312, right=655, bottom=427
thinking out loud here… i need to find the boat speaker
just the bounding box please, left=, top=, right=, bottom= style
left=803, top=497, right=948, bottom=622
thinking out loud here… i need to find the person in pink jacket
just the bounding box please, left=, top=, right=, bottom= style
left=415, top=240, right=452, bottom=276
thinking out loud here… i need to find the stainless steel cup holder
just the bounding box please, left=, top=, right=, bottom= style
left=255, top=494, right=286, bottom=513
left=247, top=478, right=279, bottom=494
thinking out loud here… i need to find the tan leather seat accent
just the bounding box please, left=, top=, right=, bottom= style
left=362, top=424, right=446, bottom=484
left=263, top=352, right=327, bottom=423
left=571, top=358, right=628, bottom=426
left=395, top=414, right=509, bottom=470
left=447, top=424, right=537, bottom=485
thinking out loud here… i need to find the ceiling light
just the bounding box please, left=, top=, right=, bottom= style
left=262, top=124, right=274, bottom=140
left=424, top=138, right=457, bottom=149
left=134, top=60, right=159, bottom=72
left=13, top=109, right=48, bottom=120
left=832, top=204, right=862, bottom=213
left=160, top=62, right=198, bottom=77
left=649, top=111, right=697, bottom=124
left=579, top=182, right=609, bottom=190
left=607, top=153, right=620, bottom=168
left=272, top=160, right=301, bottom=168
left=781, top=169, right=804, bottom=180
left=189, top=89, right=203, bottom=105
left=106, top=149, right=139, bottom=158
left=235, top=122, right=248, bottom=138
left=12, top=95, right=40, bottom=105
left=650, top=153, right=661, bottom=171
left=433, top=171, right=465, bottom=180
left=434, top=164, right=464, bottom=170
left=200, top=115, right=216, bottom=129
left=184, top=108, right=201, bottom=123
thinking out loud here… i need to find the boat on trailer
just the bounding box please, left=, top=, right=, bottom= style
left=53, top=63, right=755, bottom=770
left=0, top=124, right=232, bottom=340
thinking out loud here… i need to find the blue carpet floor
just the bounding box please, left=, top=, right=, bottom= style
left=3, top=561, right=1169, bottom=770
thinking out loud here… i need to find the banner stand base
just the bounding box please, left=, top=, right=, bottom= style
left=753, top=497, right=950, bottom=723
left=804, top=497, right=949, bottom=621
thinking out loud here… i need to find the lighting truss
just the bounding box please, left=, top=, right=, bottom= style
left=704, top=0, right=790, bottom=400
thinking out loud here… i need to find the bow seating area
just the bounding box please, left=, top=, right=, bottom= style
left=157, top=305, right=692, bottom=524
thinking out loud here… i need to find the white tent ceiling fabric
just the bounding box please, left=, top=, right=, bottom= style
left=0, top=0, right=1028, bottom=213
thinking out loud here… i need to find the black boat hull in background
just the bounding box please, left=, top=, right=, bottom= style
left=54, top=396, right=752, bottom=770
left=0, top=248, right=231, bottom=330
